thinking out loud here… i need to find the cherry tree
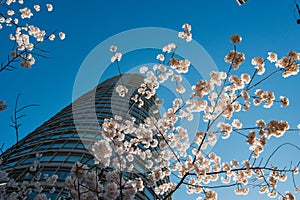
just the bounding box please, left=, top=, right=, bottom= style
left=66, top=24, right=300, bottom=200
left=0, top=3, right=298, bottom=197
left=0, top=1, right=64, bottom=199
left=0, top=0, right=65, bottom=111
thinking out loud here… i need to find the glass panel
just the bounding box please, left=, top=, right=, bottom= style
left=21, top=157, right=36, bottom=165
left=83, top=133, right=96, bottom=139
left=2, top=161, right=18, bottom=168
left=37, top=144, right=52, bottom=150
left=66, top=155, right=82, bottom=163
left=81, top=156, right=94, bottom=165
left=49, top=134, right=61, bottom=139
left=56, top=170, right=69, bottom=180
left=61, top=133, right=74, bottom=138
left=75, top=143, right=84, bottom=149
left=51, top=155, right=66, bottom=162
left=62, top=143, right=75, bottom=149
left=145, top=188, right=154, bottom=200
left=16, top=148, right=32, bottom=155
left=51, top=143, right=64, bottom=149
left=40, top=155, right=53, bottom=162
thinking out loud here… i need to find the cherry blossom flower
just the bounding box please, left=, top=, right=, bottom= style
left=139, top=66, right=148, bottom=73
left=241, top=73, right=251, bottom=84
left=229, top=75, right=244, bottom=90
left=224, top=50, right=245, bottom=70
left=34, top=5, right=40, bottom=12
left=288, top=51, right=300, bottom=61
left=280, top=96, right=289, bottom=107
left=49, top=34, right=55, bottom=41
left=276, top=56, right=291, bottom=68
left=163, top=43, right=176, bottom=53
left=282, top=63, right=299, bottom=78
left=210, top=71, right=227, bottom=86
left=59, top=32, right=66, bottom=40
left=171, top=74, right=182, bottom=82
left=178, top=23, right=192, bottom=42
left=232, top=119, right=242, bottom=129
left=19, top=7, right=33, bottom=19
left=252, top=57, right=265, bottom=75
left=266, top=120, right=289, bottom=138
left=267, top=52, right=278, bottom=63
left=193, top=80, right=214, bottom=98
left=7, top=10, right=15, bottom=16
left=0, top=100, right=8, bottom=111
left=218, top=122, right=232, bottom=139
left=176, top=85, right=185, bottom=93
left=230, top=34, right=242, bottom=44
left=110, top=45, right=117, bottom=52
left=157, top=54, right=165, bottom=61
left=111, top=52, right=122, bottom=63
left=105, top=182, right=119, bottom=199
left=92, top=140, right=113, bottom=167
left=46, top=4, right=53, bottom=12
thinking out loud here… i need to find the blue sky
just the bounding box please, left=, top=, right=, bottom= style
left=0, top=0, right=300, bottom=199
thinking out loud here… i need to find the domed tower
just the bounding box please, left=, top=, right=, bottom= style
left=0, top=74, right=167, bottom=199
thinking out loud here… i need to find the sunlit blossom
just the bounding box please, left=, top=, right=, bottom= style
left=34, top=5, right=40, bottom=12
left=59, top=32, right=66, bottom=40
left=172, top=74, right=182, bottom=82
left=232, top=119, right=242, bottom=129
left=49, top=34, right=55, bottom=41
left=92, top=140, right=112, bottom=166
left=267, top=52, right=277, bottom=63
left=280, top=96, right=289, bottom=107
left=224, top=50, right=245, bottom=70
left=241, top=73, right=251, bottom=84
left=7, top=10, right=15, bottom=16
left=288, top=51, right=300, bottom=61
left=176, top=85, right=185, bottom=93
left=19, top=7, right=33, bottom=19
left=163, top=43, right=176, bottom=53
left=46, top=4, right=53, bottom=11
left=178, top=23, right=192, bottom=42
left=157, top=54, right=165, bottom=62
left=110, top=45, right=117, bottom=52
left=115, top=84, right=128, bottom=97
left=0, top=100, right=8, bottom=111
left=111, top=52, right=122, bottom=63
left=230, top=34, right=242, bottom=44
left=252, top=57, right=265, bottom=75
left=139, top=66, right=148, bottom=74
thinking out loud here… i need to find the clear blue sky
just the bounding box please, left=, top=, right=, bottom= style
left=0, top=0, right=299, bottom=199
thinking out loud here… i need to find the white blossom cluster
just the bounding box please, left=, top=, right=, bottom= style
left=0, top=154, right=58, bottom=200
left=2, top=24, right=299, bottom=200
left=0, top=0, right=65, bottom=70
left=110, top=45, right=122, bottom=63
left=84, top=25, right=300, bottom=200
left=64, top=161, right=146, bottom=200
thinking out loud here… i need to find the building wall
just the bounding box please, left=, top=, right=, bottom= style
left=1, top=74, right=164, bottom=199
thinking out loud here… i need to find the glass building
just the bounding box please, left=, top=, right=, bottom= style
left=0, top=74, right=169, bottom=199
left=236, top=0, right=248, bottom=6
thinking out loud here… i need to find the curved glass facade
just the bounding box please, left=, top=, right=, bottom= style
left=1, top=74, right=167, bottom=199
